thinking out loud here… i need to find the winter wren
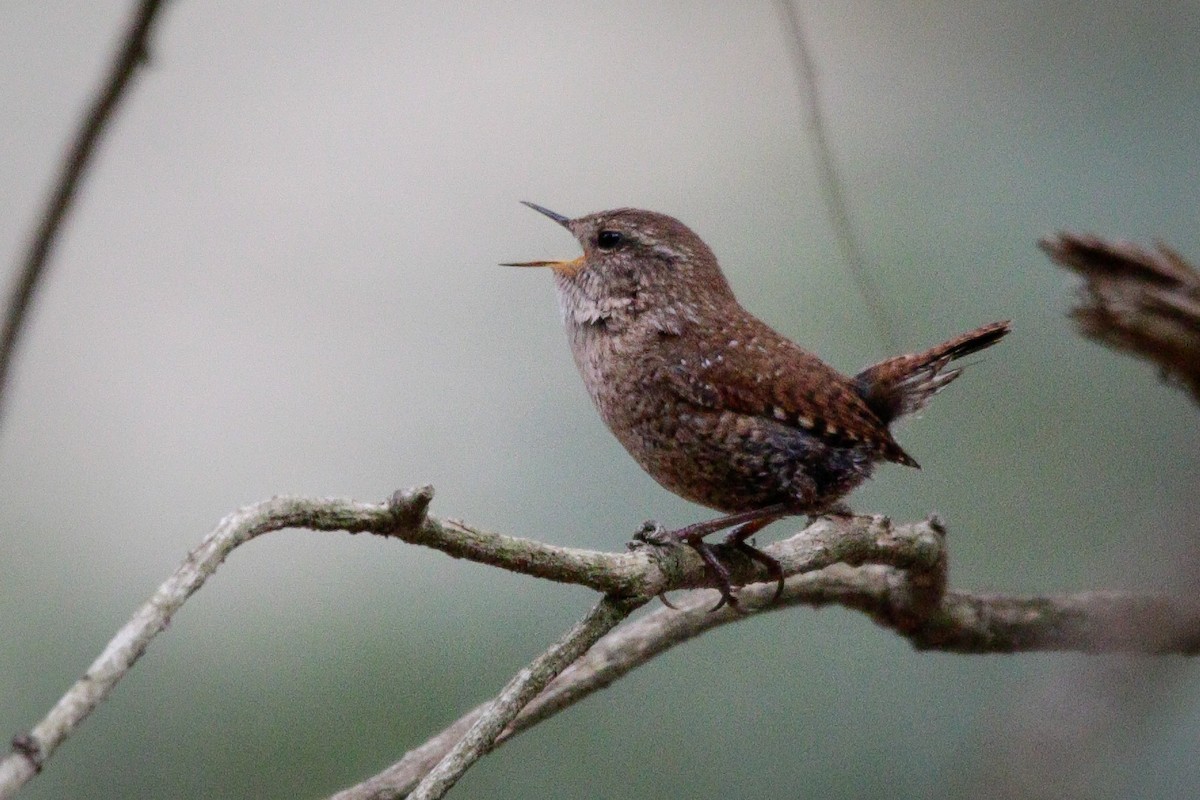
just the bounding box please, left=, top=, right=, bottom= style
left=505, top=203, right=1010, bottom=608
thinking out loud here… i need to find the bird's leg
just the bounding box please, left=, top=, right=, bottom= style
left=636, top=504, right=794, bottom=611
left=689, top=539, right=741, bottom=612
left=724, top=514, right=787, bottom=605
left=805, top=501, right=855, bottom=526
left=667, top=503, right=794, bottom=543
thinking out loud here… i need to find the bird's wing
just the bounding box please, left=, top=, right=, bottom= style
left=658, top=316, right=918, bottom=467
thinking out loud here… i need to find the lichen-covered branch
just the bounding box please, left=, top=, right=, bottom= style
left=327, top=557, right=1200, bottom=799
left=406, top=596, right=641, bottom=800
left=3, top=486, right=1197, bottom=800
left=0, top=491, right=414, bottom=798
left=1041, top=233, right=1200, bottom=404
left=0, top=490, right=907, bottom=798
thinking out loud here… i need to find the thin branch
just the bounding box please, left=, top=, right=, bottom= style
left=775, top=0, right=898, bottom=351
left=0, top=0, right=169, bottom=426
left=0, top=489, right=919, bottom=798
left=0, top=490, right=433, bottom=799
left=5, top=487, right=1198, bottom=799
left=330, top=558, right=1200, bottom=800
left=406, top=596, right=640, bottom=800
left=980, top=232, right=1200, bottom=797
left=1041, top=233, right=1200, bottom=404
left=5, top=481, right=1197, bottom=800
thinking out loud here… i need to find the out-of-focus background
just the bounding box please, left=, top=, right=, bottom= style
left=1, top=2, right=1198, bottom=798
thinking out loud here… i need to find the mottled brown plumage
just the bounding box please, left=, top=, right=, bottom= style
left=506, top=203, right=1010, bottom=608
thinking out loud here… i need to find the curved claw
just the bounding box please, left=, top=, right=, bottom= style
left=728, top=538, right=785, bottom=605
left=644, top=505, right=796, bottom=613
left=657, top=592, right=680, bottom=610
left=632, top=519, right=667, bottom=544
left=688, top=540, right=742, bottom=612
left=708, top=590, right=748, bottom=613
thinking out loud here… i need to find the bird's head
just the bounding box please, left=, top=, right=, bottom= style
left=504, top=202, right=736, bottom=329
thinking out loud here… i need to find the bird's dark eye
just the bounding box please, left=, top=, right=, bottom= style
left=596, top=230, right=624, bottom=250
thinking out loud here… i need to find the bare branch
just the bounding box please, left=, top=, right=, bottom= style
left=0, top=0, right=171, bottom=426
left=3, top=482, right=1195, bottom=799
left=0, top=490, right=431, bottom=799
left=1041, top=233, right=1200, bottom=404
left=776, top=0, right=898, bottom=350
left=0, top=490, right=900, bottom=797
left=5, top=486, right=1197, bottom=799
left=406, top=596, right=640, bottom=800
left=330, top=555, right=1200, bottom=800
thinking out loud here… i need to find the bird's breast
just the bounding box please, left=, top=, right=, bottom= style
left=565, top=319, right=666, bottom=424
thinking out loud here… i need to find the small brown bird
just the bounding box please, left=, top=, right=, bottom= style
left=505, top=203, right=1009, bottom=608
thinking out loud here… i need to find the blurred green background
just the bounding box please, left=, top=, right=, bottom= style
left=2, top=2, right=1198, bottom=798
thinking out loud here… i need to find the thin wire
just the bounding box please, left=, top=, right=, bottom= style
left=775, top=0, right=899, bottom=352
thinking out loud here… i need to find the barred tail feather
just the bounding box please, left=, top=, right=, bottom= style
left=853, top=320, right=1011, bottom=428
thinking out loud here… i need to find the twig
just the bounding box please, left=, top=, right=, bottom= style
left=406, top=596, right=640, bottom=800
left=776, top=0, right=898, bottom=350
left=4, top=484, right=1197, bottom=799
left=0, top=491, right=915, bottom=798
left=977, top=234, right=1200, bottom=796
left=329, top=557, right=1200, bottom=800
left=1041, top=233, right=1200, bottom=404
left=0, top=490, right=437, bottom=799
left=6, top=488, right=1198, bottom=799
left=0, top=0, right=170, bottom=426
left=5, top=481, right=1197, bottom=800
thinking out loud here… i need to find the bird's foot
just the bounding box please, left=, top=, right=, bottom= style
left=631, top=519, right=671, bottom=546
left=631, top=520, right=739, bottom=610
left=686, top=536, right=743, bottom=612
left=635, top=506, right=793, bottom=612
left=683, top=526, right=787, bottom=612
left=724, top=528, right=785, bottom=605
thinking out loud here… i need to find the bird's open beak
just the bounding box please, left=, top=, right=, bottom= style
left=501, top=201, right=584, bottom=275
left=519, top=201, right=571, bottom=228
left=499, top=257, right=584, bottom=276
